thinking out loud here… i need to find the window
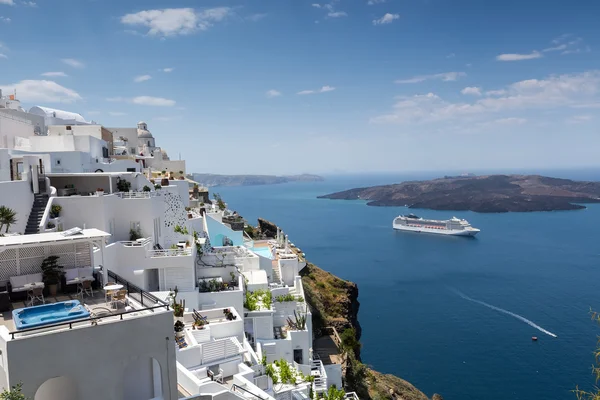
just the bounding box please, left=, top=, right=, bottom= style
left=55, top=158, right=61, bottom=166
left=66, top=126, right=72, bottom=130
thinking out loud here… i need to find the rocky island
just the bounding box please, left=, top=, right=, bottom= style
left=318, top=174, right=600, bottom=213
left=191, top=173, right=324, bottom=187
left=246, top=218, right=439, bottom=400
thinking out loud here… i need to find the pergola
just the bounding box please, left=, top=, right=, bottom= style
left=0, top=229, right=111, bottom=284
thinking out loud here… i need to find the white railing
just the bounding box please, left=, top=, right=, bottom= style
left=120, top=237, right=153, bottom=247
left=311, top=359, right=327, bottom=393
left=344, top=393, right=359, bottom=400
left=116, top=191, right=157, bottom=199
left=148, top=248, right=192, bottom=257
left=200, top=336, right=244, bottom=364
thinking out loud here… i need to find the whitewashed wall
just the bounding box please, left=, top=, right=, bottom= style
left=0, top=310, right=177, bottom=400
left=0, top=180, right=32, bottom=234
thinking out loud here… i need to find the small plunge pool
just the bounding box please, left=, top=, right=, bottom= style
left=12, top=300, right=90, bottom=330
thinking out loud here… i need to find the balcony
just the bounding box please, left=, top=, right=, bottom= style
left=148, top=248, right=193, bottom=257
left=115, top=191, right=158, bottom=199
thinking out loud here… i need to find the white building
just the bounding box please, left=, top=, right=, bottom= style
left=0, top=103, right=351, bottom=399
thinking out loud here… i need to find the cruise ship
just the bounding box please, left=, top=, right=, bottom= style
left=393, top=214, right=480, bottom=236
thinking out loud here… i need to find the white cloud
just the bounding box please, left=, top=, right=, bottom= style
left=297, top=86, right=336, bottom=95
left=61, top=58, right=85, bottom=68
left=446, top=53, right=455, bottom=59
left=133, top=96, right=175, bottom=106
left=571, top=103, right=600, bottom=109
left=367, top=0, right=386, bottom=4
left=490, top=117, right=527, bottom=125
left=109, top=112, right=127, bottom=116
left=107, top=96, right=176, bottom=106
left=0, top=16, right=10, bottom=23
left=266, top=89, right=281, bottom=98
left=543, top=44, right=567, bottom=52
left=121, top=7, right=231, bottom=37
left=41, top=72, right=68, bottom=77
left=0, top=80, right=82, bottom=103
left=0, top=0, right=14, bottom=5
left=395, top=71, right=466, bottom=84
left=21, top=1, right=36, bottom=7
left=461, top=87, right=482, bottom=96
left=0, top=53, right=7, bottom=59
left=311, top=4, right=322, bottom=8
left=496, top=51, right=542, bottom=61
left=134, top=74, right=152, bottom=83
left=372, top=70, right=600, bottom=125
left=373, top=13, right=399, bottom=25
left=328, top=11, right=347, bottom=18
left=162, top=68, right=174, bottom=73
left=566, top=115, right=592, bottom=124
left=486, top=89, right=507, bottom=96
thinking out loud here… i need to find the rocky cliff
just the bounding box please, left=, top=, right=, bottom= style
left=318, top=174, right=600, bottom=213
left=251, top=219, right=439, bottom=400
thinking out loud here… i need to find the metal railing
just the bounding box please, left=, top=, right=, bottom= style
left=116, top=191, right=157, bottom=199
left=231, top=384, right=269, bottom=400
left=8, top=303, right=169, bottom=339
left=119, top=237, right=153, bottom=247
left=344, top=392, right=359, bottom=400
left=107, top=269, right=167, bottom=307
left=148, top=248, right=192, bottom=257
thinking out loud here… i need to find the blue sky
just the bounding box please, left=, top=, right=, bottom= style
left=1, top=0, right=599, bottom=174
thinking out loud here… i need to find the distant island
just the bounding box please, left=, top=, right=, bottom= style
left=191, top=173, right=324, bottom=187
left=318, top=175, right=600, bottom=213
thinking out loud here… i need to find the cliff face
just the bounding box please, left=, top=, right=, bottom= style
left=252, top=219, right=437, bottom=400
left=318, top=174, right=600, bottom=213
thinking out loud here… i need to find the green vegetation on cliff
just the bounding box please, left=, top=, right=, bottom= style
left=251, top=218, right=439, bottom=399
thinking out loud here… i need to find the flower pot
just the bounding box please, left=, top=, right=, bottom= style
left=161, top=178, right=169, bottom=186
left=48, top=284, right=58, bottom=297
left=175, top=331, right=185, bottom=338
left=96, top=190, right=104, bottom=196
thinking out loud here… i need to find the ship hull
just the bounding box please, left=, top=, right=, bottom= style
left=393, top=224, right=479, bottom=236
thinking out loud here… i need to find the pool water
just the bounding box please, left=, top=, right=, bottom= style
left=12, top=300, right=90, bottom=330
left=250, top=247, right=274, bottom=259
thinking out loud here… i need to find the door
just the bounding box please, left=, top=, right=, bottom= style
left=293, top=349, right=303, bottom=365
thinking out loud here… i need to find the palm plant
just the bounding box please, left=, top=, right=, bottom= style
left=286, top=310, right=307, bottom=330
left=0, top=206, right=17, bottom=233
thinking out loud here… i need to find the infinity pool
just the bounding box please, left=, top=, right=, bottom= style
left=12, top=300, right=90, bottom=330
left=250, top=246, right=274, bottom=259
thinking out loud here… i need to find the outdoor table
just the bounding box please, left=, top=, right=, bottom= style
left=103, top=284, right=124, bottom=303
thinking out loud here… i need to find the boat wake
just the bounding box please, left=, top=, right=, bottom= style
left=450, top=288, right=558, bottom=338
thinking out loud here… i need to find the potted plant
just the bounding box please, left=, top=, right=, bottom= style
left=41, top=255, right=64, bottom=296
left=160, top=178, right=169, bottom=186
left=50, top=204, right=62, bottom=218
left=193, top=319, right=205, bottom=330
left=174, top=320, right=185, bottom=338
left=168, top=288, right=185, bottom=322
left=142, top=185, right=151, bottom=192
left=96, top=188, right=104, bottom=196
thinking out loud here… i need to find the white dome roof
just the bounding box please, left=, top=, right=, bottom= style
left=138, top=121, right=146, bottom=125
left=29, top=106, right=87, bottom=124
left=138, top=129, right=153, bottom=138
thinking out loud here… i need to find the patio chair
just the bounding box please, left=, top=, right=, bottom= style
left=77, top=280, right=93, bottom=299
left=111, top=289, right=127, bottom=309
left=27, top=287, right=45, bottom=306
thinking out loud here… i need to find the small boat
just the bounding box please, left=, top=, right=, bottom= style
left=532, top=336, right=538, bottom=341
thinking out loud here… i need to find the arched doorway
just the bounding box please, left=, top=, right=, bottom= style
left=35, top=376, right=78, bottom=400
left=122, top=357, right=163, bottom=400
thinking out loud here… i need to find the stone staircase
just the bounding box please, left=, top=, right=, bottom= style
left=271, top=259, right=281, bottom=283
left=24, top=194, right=49, bottom=235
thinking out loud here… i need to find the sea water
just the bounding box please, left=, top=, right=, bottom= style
left=214, top=170, right=600, bottom=400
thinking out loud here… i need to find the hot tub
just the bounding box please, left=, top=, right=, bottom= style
left=12, top=300, right=90, bottom=330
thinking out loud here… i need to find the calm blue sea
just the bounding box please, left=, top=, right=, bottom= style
left=214, top=169, right=600, bottom=400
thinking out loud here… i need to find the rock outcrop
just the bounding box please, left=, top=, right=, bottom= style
left=251, top=219, right=439, bottom=399
left=318, top=174, right=600, bottom=213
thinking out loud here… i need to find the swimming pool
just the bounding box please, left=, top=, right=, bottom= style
left=250, top=247, right=274, bottom=259
left=12, top=300, right=90, bottom=330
